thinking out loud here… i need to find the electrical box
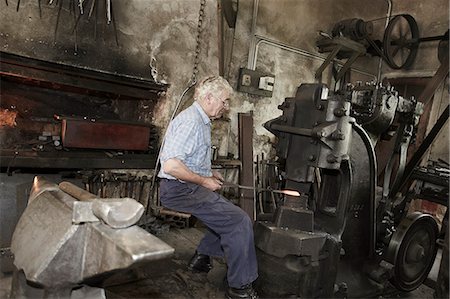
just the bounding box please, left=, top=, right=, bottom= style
left=237, top=68, right=275, bottom=97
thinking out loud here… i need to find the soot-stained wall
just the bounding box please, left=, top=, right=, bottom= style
left=1, top=0, right=447, bottom=163
left=0, top=0, right=220, bottom=127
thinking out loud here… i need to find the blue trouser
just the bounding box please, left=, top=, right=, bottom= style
left=159, top=179, right=258, bottom=288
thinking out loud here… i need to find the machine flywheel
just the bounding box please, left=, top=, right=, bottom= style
left=383, top=14, right=420, bottom=69
left=386, top=212, right=439, bottom=292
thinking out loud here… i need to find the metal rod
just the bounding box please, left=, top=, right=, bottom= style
left=54, top=0, right=64, bottom=42
left=253, top=35, right=377, bottom=81
left=223, top=183, right=300, bottom=196
left=94, top=0, right=98, bottom=40
left=72, top=0, right=78, bottom=53
left=110, top=0, right=119, bottom=46
left=270, top=124, right=313, bottom=137
left=159, top=208, right=191, bottom=218
left=88, top=0, right=96, bottom=19
left=72, top=7, right=84, bottom=34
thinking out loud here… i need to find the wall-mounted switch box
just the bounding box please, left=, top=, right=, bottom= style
left=237, top=68, right=275, bottom=97
left=259, top=76, right=275, bottom=91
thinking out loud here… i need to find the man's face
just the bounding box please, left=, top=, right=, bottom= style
left=208, top=92, right=230, bottom=119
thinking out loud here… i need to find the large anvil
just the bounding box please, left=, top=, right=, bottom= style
left=10, top=176, right=174, bottom=289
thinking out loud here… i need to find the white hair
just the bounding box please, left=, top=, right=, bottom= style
left=194, top=76, right=233, bottom=101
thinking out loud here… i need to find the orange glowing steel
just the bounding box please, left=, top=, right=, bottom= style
left=0, top=108, right=18, bottom=127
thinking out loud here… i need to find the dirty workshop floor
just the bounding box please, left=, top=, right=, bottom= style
left=0, top=226, right=441, bottom=299
left=103, top=226, right=229, bottom=299
left=102, top=226, right=441, bottom=299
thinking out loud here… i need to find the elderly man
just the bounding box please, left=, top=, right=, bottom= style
left=158, top=76, right=258, bottom=299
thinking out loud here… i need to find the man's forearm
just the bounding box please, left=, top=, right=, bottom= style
left=163, top=158, right=206, bottom=185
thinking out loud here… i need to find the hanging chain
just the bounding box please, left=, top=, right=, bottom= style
left=191, top=0, right=207, bottom=85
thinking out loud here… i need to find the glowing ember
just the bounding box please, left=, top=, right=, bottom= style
left=0, top=108, right=17, bottom=127
left=280, top=189, right=301, bottom=197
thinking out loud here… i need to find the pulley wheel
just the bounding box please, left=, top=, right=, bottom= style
left=386, top=212, right=438, bottom=292
left=383, top=14, right=419, bottom=69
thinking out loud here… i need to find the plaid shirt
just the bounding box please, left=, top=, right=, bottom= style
left=158, top=102, right=212, bottom=180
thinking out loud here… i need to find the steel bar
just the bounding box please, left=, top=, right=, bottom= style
left=54, top=0, right=64, bottom=42
left=94, top=0, right=98, bottom=40
left=110, top=0, right=119, bottom=46
left=159, top=208, right=191, bottom=219
left=223, top=183, right=300, bottom=196
left=72, top=0, right=78, bottom=52
left=238, top=113, right=255, bottom=219
left=72, top=8, right=84, bottom=34
left=88, top=0, right=96, bottom=18
left=78, top=0, right=84, bottom=14
left=105, top=0, right=111, bottom=24
left=270, top=124, right=313, bottom=137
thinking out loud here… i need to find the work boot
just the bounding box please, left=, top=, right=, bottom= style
left=187, top=251, right=212, bottom=273
left=225, top=283, right=258, bottom=299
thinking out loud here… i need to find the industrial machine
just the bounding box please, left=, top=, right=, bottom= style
left=255, top=82, right=444, bottom=298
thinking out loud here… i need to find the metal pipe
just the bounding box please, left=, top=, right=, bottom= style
left=247, top=0, right=260, bottom=69
left=246, top=1, right=381, bottom=80
left=253, top=35, right=377, bottom=80
left=253, top=35, right=322, bottom=69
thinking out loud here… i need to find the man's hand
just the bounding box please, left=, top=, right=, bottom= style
left=212, top=170, right=224, bottom=182
left=201, top=176, right=223, bottom=191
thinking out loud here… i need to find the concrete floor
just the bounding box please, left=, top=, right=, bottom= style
left=0, top=226, right=444, bottom=299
